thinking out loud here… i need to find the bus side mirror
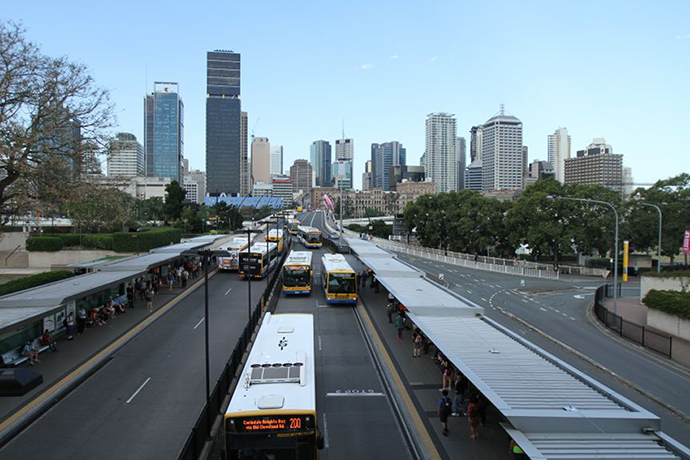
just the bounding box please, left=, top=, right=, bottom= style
left=317, top=431, right=325, bottom=450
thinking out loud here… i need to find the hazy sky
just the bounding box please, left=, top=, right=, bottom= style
left=3, top=1, right=689, bottom=189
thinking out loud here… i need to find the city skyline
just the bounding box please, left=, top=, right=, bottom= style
left=4, top=1, right=689, bottom=190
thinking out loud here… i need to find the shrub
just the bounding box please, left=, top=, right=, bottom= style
left=643, top=289, right=690, bottom=320
left=112, top=228, right=182, bottom=253
left=25, top=236, right=63, bottom=252
left=59, top=234, right=82, bottom=247
left=0, top=270, right=75, bottom=296
left=82, top=234, right=114, bottom=250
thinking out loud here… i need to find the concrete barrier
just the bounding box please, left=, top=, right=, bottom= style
left=647, top=308, right=690, bottom=342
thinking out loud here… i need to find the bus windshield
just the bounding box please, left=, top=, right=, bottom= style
left=327, top=272, right=356, bottom=294
left=284, top=267, right=310, bottom=287
left=306, top=233, right=320, bottom=243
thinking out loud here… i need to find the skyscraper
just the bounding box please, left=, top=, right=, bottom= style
left=456, top=137, right=466, bottom=190
left=362, top=160, right=372, bottom=191
left=206, top=50, right=241, bottom=196
left=310, top=140, right=332, bottom=186
left=144, top=82, right=184, bottom=182
left=424, top=113, right=458, bottom=193
left=547, top=127, right=571, bottom=183
left=564, top=138, right=623, bottom=192
left=332, top=160, right=353, bottom=190
left=290, top=159, right=312, bottom=194
left=270, top=145, right=283, bottom=176
left=480, top=107, right=523, bottom=191
left=108, top=133, right=144, bottom=178
left=469, top=126, right=483, bottom=163
left=371, top=141, right=406, bottom=191
left=251, top=137, right=271, bottom=184
left=335, top=138, right=354, bottom=161
left=240, top=111, right=249, bottom=196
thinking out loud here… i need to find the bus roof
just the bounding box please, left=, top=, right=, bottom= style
left=225, top=313, right=315, bottom=416
left=284, top=251, right=313, bottom=267
left=268, top=229, right=284, bottom=238
left=224, top=238, right=250, bottom=251
left=240, top=242, right=278, bottom=255
left=297, top=226, right=320, bottom=234
left=321, top=253, right=355, bottom=273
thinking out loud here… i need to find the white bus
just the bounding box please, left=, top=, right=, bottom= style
left=321, top=254, right=358, bottom=305
left=239, top=242, right=279, bottom=279
left=282, top=251, right=314, bottom=295
left=265, top=228, right=285, bottom=253
left=297, top=226, right=322, bottom=249
left=224, top=313, right=322, bottom=459
left=218, top=238, right=251, bottom=271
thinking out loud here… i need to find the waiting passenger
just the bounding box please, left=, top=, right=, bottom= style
left=22, top=340, right=39, bottom=365
left=40, top=329, right=58, bottom=352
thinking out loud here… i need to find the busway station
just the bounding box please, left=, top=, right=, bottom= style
left=346, top=236, right=690, bottom=460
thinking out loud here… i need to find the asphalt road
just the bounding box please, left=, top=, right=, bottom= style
left=1, top=255, right=266, bottom=459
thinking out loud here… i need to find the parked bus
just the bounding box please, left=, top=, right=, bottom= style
left=265, top=228, right=285, bottom=253
left=218, top=238, right=250, bottom=271
left=297, top=226, right=322, bottom=249
left=238, top=242, right=279, bottom=279
left=225, top=313, right=322, bottom=459
left=288, top=219, right=300, bottom=235
left=321, top=254, right=358, bottom=304
left=297, top=206, right=303, bottom=213
left=282, top=251, right=314, bottom=295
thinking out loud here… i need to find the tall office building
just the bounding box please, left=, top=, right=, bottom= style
left=270, top=145, right=283, bottom=176
left=424, top=113, right=458, bottom=193
left=464, top=160, right=483, bottom=191
left=206, top=50, right=241, bottom=196
left=240, top=111, right=249, bottom=196
left=480, top=107, right=523, bottom=191
left=547, top=127, right=571, bottom=183
left=108, top=133, right=144, bottom=178
left=456, top=137, right=466, bottom=190
left=335, top=138, right=354, bottom=161
left=362, top=160, right=372, bottom=191
left=251, top=137, right=271, bottom=184
left=290, top=159, right=312, bottom=194
left=183, top=168, right=206, bottom=204
left=564, top=138, right=623, bottom=192
left=469, top=126, right=483, bottom=163
left=310, top=140, right=332, bottom=186
left=371, top=141, right=406, bottom=191
left=332, top=160, right=353, bottom=190
left=271, top=174, right=293, bottom=207
left=144, top=82, right=184, bottom=182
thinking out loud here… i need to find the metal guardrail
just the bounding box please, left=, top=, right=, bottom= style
left=593, top=285, right=673, bottom=358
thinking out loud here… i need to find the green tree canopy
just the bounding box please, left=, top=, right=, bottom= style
left=164, top=180, right=186, bottom=222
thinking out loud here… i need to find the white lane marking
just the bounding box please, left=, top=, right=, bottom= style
left=323, top=413, right=330, bottom=449
left=318, top=304, right=329, bottom=308
left=540, top=307, right=547, bottom=312
left=193, top=318, right=205, bottom=330
left=467, top=290, right=473, bottom=294
left=569, top=316, right=576, bottom=321
left=521, top=299, right=528, bottom=303
left=224, top=287, right=233, bottom=296
left=573, top=294, right=584, bottom=299
left=481, top=298, right=488, bottom=302
left=318, top=335, right=322, bottom=351
left=554, top=309, right=561, bottom=313
left=126, top=377, right=151, bottom=404
left=325, top=392, right=386, bottom=397
left=562, top=313, right=568, bottom=317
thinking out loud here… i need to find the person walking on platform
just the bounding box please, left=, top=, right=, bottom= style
left=395, top=313, right=405, bottom=340
left=438, top=389, right=452, bottom=436
left=126, top=283, right=135, bottom=308
left=467, top=395, right=481, bottom=440
left=413, top=329, right=423, bottom=357
left=452, top=373, right=468, bottom=416
left=386, top=301, right=395, bottom=323
left=77, top=307, right=87, bottom=334
left=360, top=270, right=368, bottom=289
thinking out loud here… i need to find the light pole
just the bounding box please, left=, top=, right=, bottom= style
left=639, top=202, right=662, bottom=273
left=547, top=195, right=619, bottom=313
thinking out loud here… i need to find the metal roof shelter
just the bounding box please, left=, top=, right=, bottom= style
left=203, top=196, right=283, bottom=209
left=344, top=237, right=689, bottom=460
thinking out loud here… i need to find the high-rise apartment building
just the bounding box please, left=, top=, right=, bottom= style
left=335, top=138, right=354, bottom=161
left=464, top=160, right=483, bottom=191
left=371, top=141, right=406, bottom=191
left=240, top=111, right=249, bottom=196
left=108, top=133, right=144, bottom=178
left=270, top=145, right=283, bottom=176
left=424, top=113, right=458, bottom=193
left=480, top=108, right=523, bottom=191
left=206, top=50, right=241, bottom=196
left=183, top=168, right=206, bottom=204
left=456, top=137, right=466, bottom=190
left=362, top=160, right=372, bottom=191
left=564, top=138, right=623, bottom=192
left=547, top=127, right=571, bottom=183
left=469, top=126, right=483, bottom=163
left=290, top=159, right=312, bottom=194
left=271, top=174, right=293, bottom=207
left=310, top=140, right=332, bottom=186
left=251, top=137, right=271, bottom=184
left=144, top=82, right=184, bottom=182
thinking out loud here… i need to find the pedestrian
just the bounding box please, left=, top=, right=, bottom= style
left=182, top=269, right=189, bottom=287
left=77, top=307, right=87, bottom=334
left=452, top=374, right=468, bottom=416
left=64, top=314, right=75, bottom=340
left=139, top=278, right=147, bottom=300
left=167, top=271, right=174, bottom=291
left=22, top=340, right=39, bottom=365
left=373, top=276, right=380, bottom=293
left=145, top=287, right=154, bottom=312
left=438, top=389, right=452, bottom=436
left=467, top=395, right=481, bottom=440
left=510, top=439, right=528, bottom=459
left=395, top=313, right=405, bottom=340
left=360, top=270, right=368, bottom=289
left=413, top=329, right=423, bottom=357
left=127, top=283, right=135, bottom=308
left=40, top=329, right=58, bottom=352
left=439, top=356, right=452, bottom=391
left=386, top=301, right=395, bottom=323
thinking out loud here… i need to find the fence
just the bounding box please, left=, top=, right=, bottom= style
left=593, top=285, right=673, bottom=358
left=176, top=239, right=292, bottom=460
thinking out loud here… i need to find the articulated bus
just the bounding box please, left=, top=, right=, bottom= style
left=239, top=242, right=279, bottom=279
left=297, top=226, right=322, bottom=249
left=282, top=251, right=314, bottom=295
left=321, top=254, right=358, bottom=304
left=265, top=228, right=285, bottom=253
left=288, top=219, right=300, bottom=235
left=218, top=238, right=250, bottom=271
left=224, top=313, right=322, bottom=460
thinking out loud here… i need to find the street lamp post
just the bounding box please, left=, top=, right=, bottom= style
left=547, top=195, right=620, bottom=313
left=639, top=202, right=663, bottom=273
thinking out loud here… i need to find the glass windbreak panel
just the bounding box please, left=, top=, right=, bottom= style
left=327, top=273, right=356, bottom=294
left=307, top=234, right=320, bottom=243
left=283, top=267, right=310, bottom=287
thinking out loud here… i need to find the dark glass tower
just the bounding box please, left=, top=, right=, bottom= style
left=206, top=50, right=241, bottom=196
left=144, top=82, right=184, bottom=182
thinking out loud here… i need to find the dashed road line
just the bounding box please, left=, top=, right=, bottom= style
left=126, top=377, right=151, bottom=404
left=193, top=318, right=205, bottom=330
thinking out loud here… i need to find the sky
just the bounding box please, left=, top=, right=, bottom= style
left=3, top=0, right=689, bottom=190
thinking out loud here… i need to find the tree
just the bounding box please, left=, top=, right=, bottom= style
left=137, top=197, right=166, bottom=223
left=0, top=22, right=114, bottom=223
left=65, top=183, right=134, bottom=233
left=164, top=180, right=186, bottom=222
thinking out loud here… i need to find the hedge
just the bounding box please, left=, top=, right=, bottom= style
left=82, top=234, right=114, bottom=250
left=643, top=289, right=690, bottom=320
left=0, top=270, right=75, bottom=297
left=112, top=228, right=182, bottom=253
left=26, top=236, right=63, bottom=252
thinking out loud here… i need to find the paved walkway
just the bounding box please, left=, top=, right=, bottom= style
left=348, top=255, right=513, bottom=460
